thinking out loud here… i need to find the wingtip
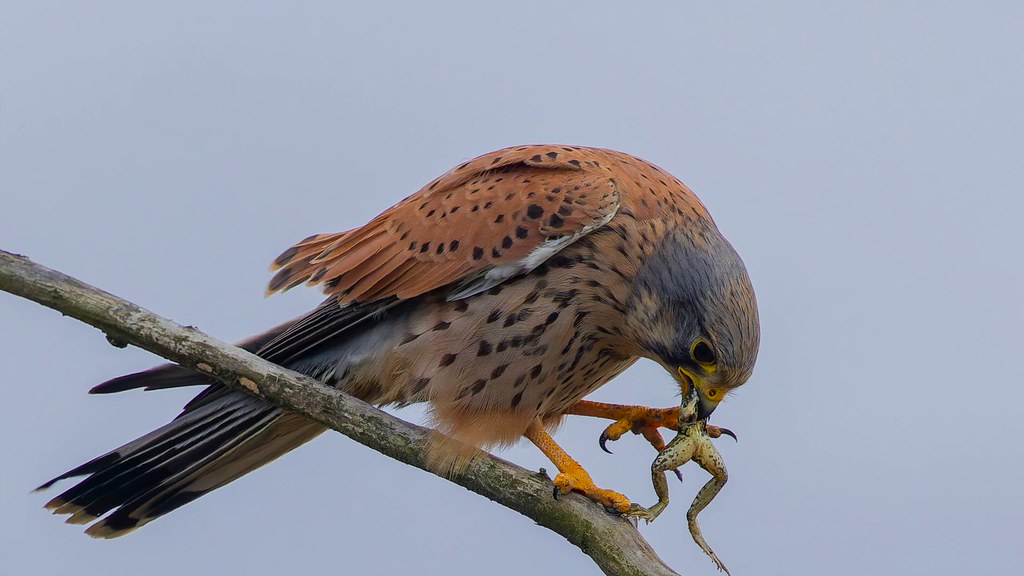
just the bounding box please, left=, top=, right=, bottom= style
left=271, top=246, right=300, bottom=270
left=267, top=267, right=306, bottom=295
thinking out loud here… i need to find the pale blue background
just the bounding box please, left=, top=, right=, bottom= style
left=2, top=2, right=1021, bottom=575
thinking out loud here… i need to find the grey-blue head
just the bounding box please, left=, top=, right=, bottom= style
left=628, top=221, right=760, bottom=419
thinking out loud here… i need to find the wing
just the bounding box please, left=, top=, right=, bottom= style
left=267, top=145, right=621, bottom=303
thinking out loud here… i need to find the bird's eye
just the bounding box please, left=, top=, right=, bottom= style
left=707, top=389, right=718, bottom=399
left=692, top=340, right=716, bottom=365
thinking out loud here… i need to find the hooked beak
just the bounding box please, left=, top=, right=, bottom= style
left=678, top=367, right=721, bottom=421
left=696, top=393, right=720, bottom=421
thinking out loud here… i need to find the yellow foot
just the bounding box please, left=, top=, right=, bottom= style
left=552, top=464, right=632, bottom=513
left=595, top=405, right=680, bottom=454
left=568, top=401, right=738, bottom=451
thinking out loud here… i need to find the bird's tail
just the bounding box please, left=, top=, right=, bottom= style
left=37, top=297, right=400, bottom=537
left=37, top=387, right=325, bottom=538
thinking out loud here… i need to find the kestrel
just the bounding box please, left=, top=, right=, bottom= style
left=38, top=145, right=760, bottom=538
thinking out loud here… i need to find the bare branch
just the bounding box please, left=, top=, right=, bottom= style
left=0, top=249, right=680, bottom=576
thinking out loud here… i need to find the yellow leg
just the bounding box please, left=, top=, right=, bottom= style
left=524, top=420, right=632, bottom=513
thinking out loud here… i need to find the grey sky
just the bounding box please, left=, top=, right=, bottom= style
left=2, top=2, right=1021, bottom=575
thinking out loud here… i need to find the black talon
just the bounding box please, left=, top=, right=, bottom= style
left=718, top=427, right=738, bottom=442
left=599, top=431, right=613, bottom=454
left=673, top=469, right=683, bottom=482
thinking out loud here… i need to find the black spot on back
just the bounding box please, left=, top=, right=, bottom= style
left=412, top=377, right=431, bottom=393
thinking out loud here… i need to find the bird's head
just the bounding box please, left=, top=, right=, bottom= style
left=627, top=222, right=760, bottom=421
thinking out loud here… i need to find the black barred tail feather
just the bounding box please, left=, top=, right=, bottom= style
left=86, top=322, right=290, bottom=395
left=38, top=297, right=396, bottom=537
left=37, top=389, right=325, bottom=538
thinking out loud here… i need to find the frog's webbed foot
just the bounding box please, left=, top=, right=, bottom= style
left=689, top=514, right=731, bottom=575
left=626, top=502, right=667, bottom=524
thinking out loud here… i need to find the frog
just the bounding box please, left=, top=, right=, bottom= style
left=627, top=388, right=737, bottom=575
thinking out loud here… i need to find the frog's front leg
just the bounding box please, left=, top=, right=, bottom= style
left=688, top=438, right=731, bottom=575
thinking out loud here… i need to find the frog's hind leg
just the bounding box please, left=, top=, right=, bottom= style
left=627, top=432, right=699, bottom=523
left=688, top=440, right=731, bottom=574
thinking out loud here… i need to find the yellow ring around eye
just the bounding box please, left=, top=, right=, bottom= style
left=706, top=388, right=720, bottom=400
left=691, top=340, right=717, bottom=373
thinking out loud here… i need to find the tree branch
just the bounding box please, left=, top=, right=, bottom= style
left=0, top=249, right=679, bottom=576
